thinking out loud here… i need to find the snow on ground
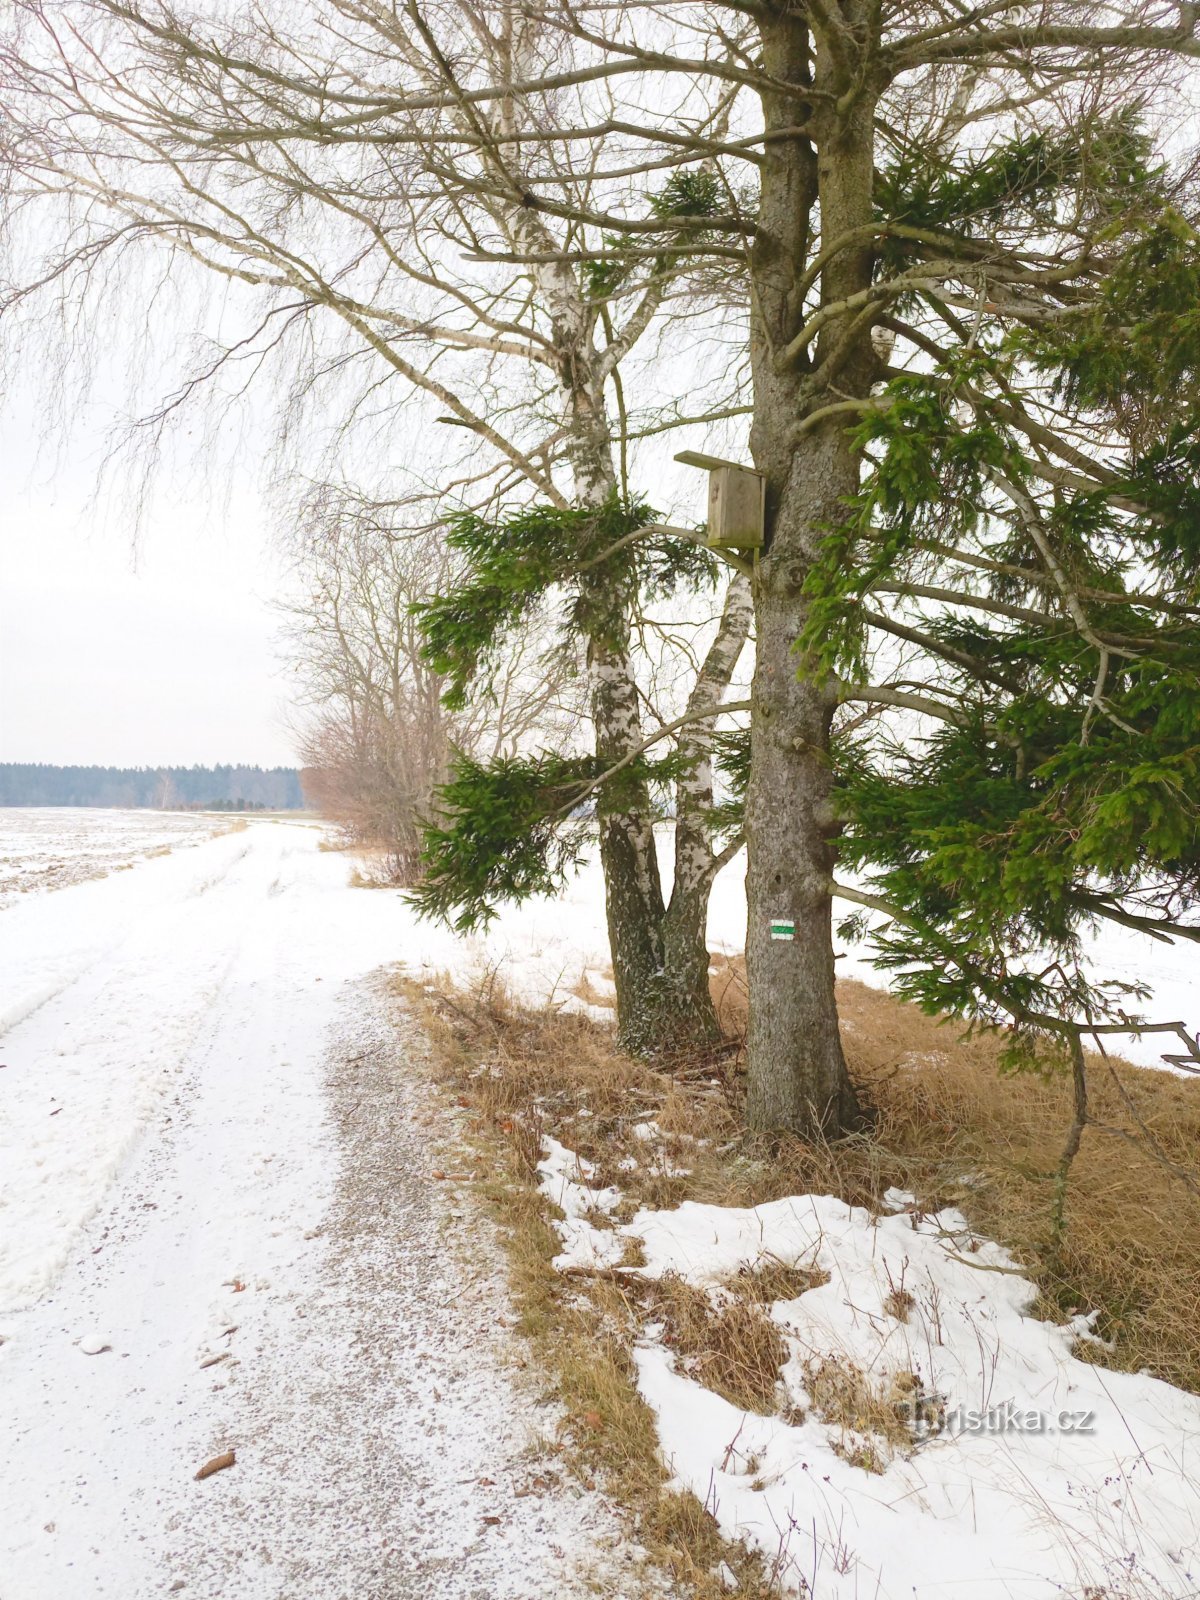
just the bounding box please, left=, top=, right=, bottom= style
left=417, top=827, right=1198, bottom=1077
left=0, top=816, right=651, bottom=1599
left=538, top=1142, right=1200, bottom=1600
left=706, top=847, right=1200, bottom=1077
left=1, top=808, right=1191, bottom=1262
left=0, top=807, right=612, bottom=1324
left=0, top=806, right=231, bottom=909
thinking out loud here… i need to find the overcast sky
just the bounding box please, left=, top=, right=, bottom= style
left=0, top=393, right=301, bottom=770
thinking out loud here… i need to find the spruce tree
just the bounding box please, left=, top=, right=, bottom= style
left=807, top=127, right=1200, bottom=1074
left=726, top=4, right=1200, bottom=1135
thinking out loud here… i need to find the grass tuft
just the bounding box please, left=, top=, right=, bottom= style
left=646, top=1273, right=788, bottom=1416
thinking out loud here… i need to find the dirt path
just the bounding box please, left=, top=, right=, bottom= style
left=160, top=982, right=644, bottom=1599
left=0, top=824, right=649, bottom=1599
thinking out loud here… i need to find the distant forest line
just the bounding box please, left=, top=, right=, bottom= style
left=0, top=764, right=306, bottom=811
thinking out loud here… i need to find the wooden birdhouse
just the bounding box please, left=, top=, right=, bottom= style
left=675, top=450, right=765, bottom=550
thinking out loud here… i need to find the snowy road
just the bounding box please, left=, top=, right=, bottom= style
left=0, top=821, right=636, bottom=1599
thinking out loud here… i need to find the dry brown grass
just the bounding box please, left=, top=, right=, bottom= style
left=723, top=1260, right=829, bottom=1304
left=801, top=1357, right=926, bottom=1473
left=709, top=954, right=1200, bottom=1391
left=343, top=845, right=405, bottom=886
left=825, top=973, right=1200, bottom=1390
left=403, top=955, right=1200, bottom=1594
left=647, top=1273, right=789, bottom=1416
left=421, top=959, right=1200, bottom=1390
left=406, top=974, right=785, bottom=1598
left=569, top=971, right=617, bottom=1010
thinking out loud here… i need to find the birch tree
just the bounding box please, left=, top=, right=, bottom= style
left=0, top=0, right=752, bottom=1049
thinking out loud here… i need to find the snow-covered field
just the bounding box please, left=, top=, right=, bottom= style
left=1, top=809, right=1197, bottom=1600
left=0, top=806, right=233, bottom=909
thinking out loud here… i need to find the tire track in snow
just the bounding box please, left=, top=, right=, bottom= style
left=0, top=831, right=255, bottom=1041
left=0, top=831, right=277, bottom=1312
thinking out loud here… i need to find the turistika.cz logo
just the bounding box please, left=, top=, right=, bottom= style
left=944, top=1401, right=1096, bottom=1436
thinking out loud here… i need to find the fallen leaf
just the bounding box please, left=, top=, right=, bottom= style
left=195, top=1450, right=236, bottom=1481
left=482, top=1515, right=501, bottom=1526
left=431, top=1170, right=447, bottom=1180
left=582, top=1411, right=604, bottom=1431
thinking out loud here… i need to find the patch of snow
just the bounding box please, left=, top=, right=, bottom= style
left=538, top=1137, right=620, bottom=1212
left=537, top=1137, right=626, bottom=1272
left=1067, top=1309, right=1118, bottom=1352
left=539, top=1136, right=1200, bottom=1599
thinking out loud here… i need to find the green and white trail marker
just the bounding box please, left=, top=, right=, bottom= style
left=770, top=919, right=796, bottom=941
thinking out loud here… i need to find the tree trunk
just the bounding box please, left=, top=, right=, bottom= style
left=497, top=46, right=724, bottom=1057
left=585, top=584, right=728, bottom=1053
left=661, top=571, right=755, bottom=1050
left=586, top=611, right=671, bottom=1051
left=743, top=434, right=861, bottom=1133
left=743, top=9, right=875, bottom=1135
left=570, top=407, right=721, bottom=1054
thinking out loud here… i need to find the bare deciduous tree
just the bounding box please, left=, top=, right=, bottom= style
left=283, top=481, right=583, bottom=881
